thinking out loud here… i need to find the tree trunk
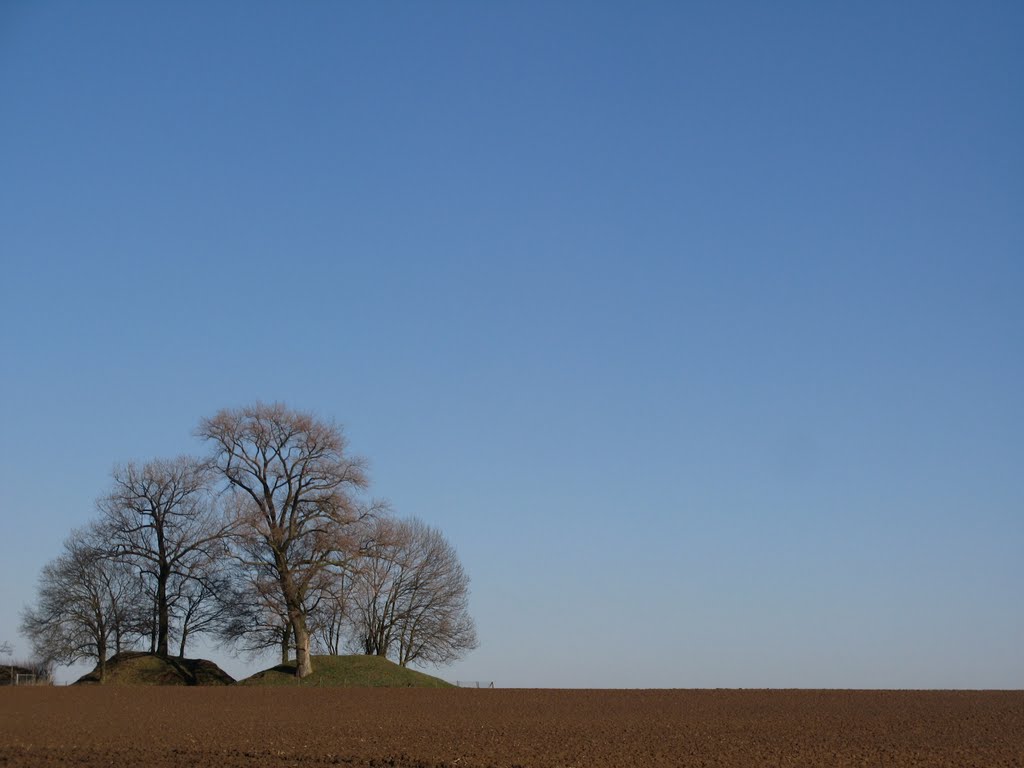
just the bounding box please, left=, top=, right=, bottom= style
left=156, top=567, right=170, bottom=656
left=178, top=629, right=188, bottom=659
left=97, top=637, right=108, bottom=683
left=279, top=564, right=313, bottom=677
left=292, top=612, right=313, bottom=678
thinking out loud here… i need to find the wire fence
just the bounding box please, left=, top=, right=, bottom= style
left=455, top=680, right=494, bottom=688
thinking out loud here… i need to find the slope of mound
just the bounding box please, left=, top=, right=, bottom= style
left=74, top=651, right=234, bottom=686
left=239, top=654, right=453, bottom=687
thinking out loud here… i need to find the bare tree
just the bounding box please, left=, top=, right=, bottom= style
left=198, top=403, right=376, bottom=677
left=97, top=456, right=233, bottom=657
left=20, top=526, right=146, bottom=681
left=348, top=519, right=404, bottom=657
left=350, top=517, right=478, bottom=667
left=392, top=519, right=478, bottom=667
left=308, top=570, right=352, bottom=656
left=216, top=544, right=296, bottom=665
left=169, top=553, right=233, bottom=658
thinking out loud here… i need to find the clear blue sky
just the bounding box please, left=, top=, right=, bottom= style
left=1, top=1, right=1021, bottom=688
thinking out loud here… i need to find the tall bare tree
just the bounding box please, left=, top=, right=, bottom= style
left=350, top=517, right=478, bottom=667
left=391, top=519, right=478, bottom=667
left=198, top=403, right=376, bottom=677
left=169, top=552, right=232, bottom=658
left=349, top=519, right=404, bottom=657
left=98, top=456, right=232, bottom=657
left=20, top=526, right=146, bottom=681
left=216, top=539, right=296, bottom=665
left=309, top=572, right=351, bottom=656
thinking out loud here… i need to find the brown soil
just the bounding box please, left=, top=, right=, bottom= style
left=1, top=688, right=1021, bottom=767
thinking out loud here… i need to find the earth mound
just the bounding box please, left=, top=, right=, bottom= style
left=74, top=651, right=234, bottom=686
left=238, top=654, right=453, bottom=687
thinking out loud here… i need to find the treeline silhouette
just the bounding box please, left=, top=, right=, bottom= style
left=21, top=403, right=477, bottom=681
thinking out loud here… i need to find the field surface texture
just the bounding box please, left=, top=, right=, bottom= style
left=1, top=688, right=1021, bottom=767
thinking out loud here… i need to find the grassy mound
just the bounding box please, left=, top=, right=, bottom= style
left=239, top=654, right=453, bottom=688
left=74, top=651, right=235, bottom=686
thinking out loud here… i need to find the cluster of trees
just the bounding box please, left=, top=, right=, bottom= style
left=20, top=403, right=477, bottom=680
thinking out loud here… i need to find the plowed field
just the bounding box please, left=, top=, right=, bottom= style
left=1, top=688, right=1021, bottom=767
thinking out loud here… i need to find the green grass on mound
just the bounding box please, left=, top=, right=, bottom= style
left=74, top=651, right=235, bottom=686
left=238, top=654, right=453, bottom=688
